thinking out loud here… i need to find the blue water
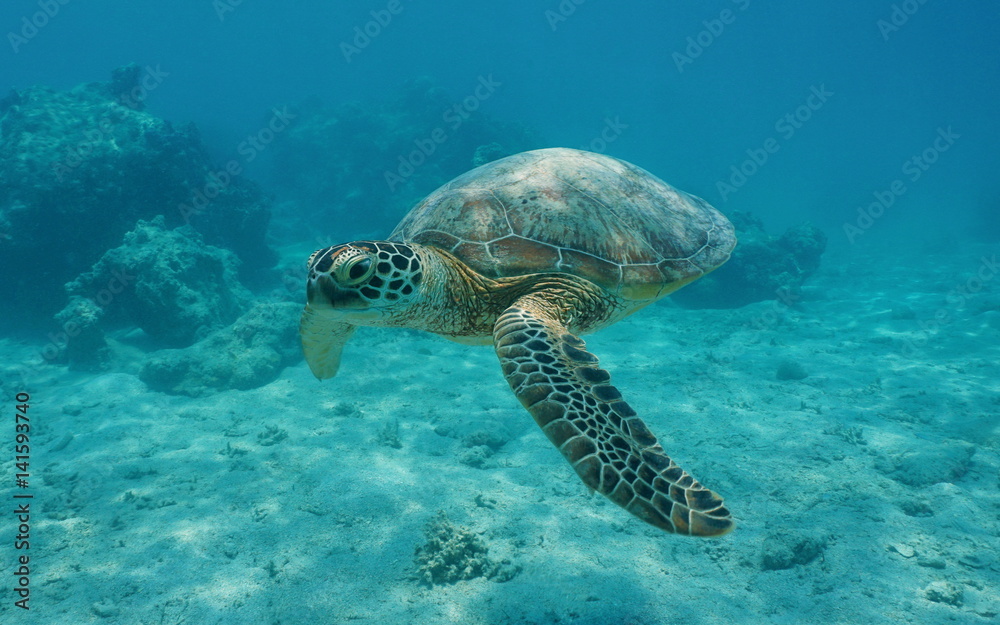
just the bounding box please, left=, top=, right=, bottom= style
left=1, top=1, right=998, bottom=624
left=3, top=0, right=996, bottom=238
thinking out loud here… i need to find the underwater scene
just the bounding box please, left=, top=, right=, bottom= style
left=1, top=1, right=998, bottom=623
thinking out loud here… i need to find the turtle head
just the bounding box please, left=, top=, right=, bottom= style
left=305, top=241, right=422, bottom=321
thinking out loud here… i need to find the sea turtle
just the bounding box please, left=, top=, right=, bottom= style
left=300, top=148, right=736, bottom=536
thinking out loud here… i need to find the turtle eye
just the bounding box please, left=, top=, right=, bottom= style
left=337, top=256, right=375, bottom=286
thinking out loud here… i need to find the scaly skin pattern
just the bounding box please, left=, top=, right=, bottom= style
left=493, top=293, right=733, bottom=536
left=301, top=241, right=733, bottom=536
left=409, top=245, right=624, bottom=341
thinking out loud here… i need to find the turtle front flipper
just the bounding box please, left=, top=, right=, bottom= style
left=493, top=298, right=734, bottom=537
left=299, top=304, right=356, bottom=379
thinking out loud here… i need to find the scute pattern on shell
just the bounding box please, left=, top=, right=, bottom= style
left=389, top=148, right=735, bottom=299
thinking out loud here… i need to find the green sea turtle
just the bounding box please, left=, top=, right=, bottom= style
left=300, top=148, right=736, bottom=536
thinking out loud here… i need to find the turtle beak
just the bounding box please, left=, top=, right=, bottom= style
left=306, top=273, right=368, bottom=311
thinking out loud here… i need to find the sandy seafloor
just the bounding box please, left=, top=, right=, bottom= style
left=1, top=241, right=998, bottom=625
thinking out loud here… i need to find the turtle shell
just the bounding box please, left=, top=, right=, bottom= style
left=389, top=148, right=735, bottom=301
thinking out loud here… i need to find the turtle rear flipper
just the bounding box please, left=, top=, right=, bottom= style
left=493, top=296, right=733, bottom=537
left=300, top=304, right=356, bottom=379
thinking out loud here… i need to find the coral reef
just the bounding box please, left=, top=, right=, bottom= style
left=673, top=211, right=828, bottom=309
left=268, top=77, right=542, bottom=240
left=471, top=142, right=509, bottom=167
left=412, top=512, right=519, bottom=585
left=52, top=297, right=110, bottom=372
left=58, top=216, right=253, bottom=355
left=924, top=581, right=965, bottom=607
left=0, top=65, right=274, bottom=325
left=458, top=446, right=495, bottom=469
left=375, top=419, right=403, bottom=449
left=139, top=301, right=300, bottom=396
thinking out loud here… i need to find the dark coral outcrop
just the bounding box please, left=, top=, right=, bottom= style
left=0, top=65, right=274, bottom=326
left=673, top=212, right=828, bottom=309
left=138, top=301, right=300, bottom=396
left=267, top=77, right=542, bottom=240
left=59, top=216, right=253, bottom=357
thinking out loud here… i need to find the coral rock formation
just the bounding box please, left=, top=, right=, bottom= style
left=0, top=65, right=274, bottom=324
left=673, top=211, right=827, bottom=309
